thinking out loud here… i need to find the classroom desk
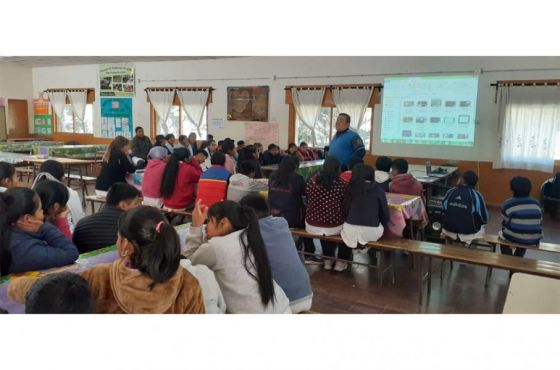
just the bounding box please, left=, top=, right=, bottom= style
left=408, top=164, right=458, bottom=201
left=28, top=157, right=94, bottom=185
left=0, top=246, right=118, bottom=314
left=33, top=144, right=108, bottom=159
left=262, top=159, right=324, bottom=180
left=385, top=193, right=428, bottom=238
left=502, top=273, right=560, bottom=313
left=0, top=151, right=35, bottom=165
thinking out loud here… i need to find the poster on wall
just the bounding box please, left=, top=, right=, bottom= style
left=99, top=63, right=135, bottom=97
left=227, top=86, right=269, bottom=121
left=244, top=121, right=279, bottom=147
left=33, top=98, right=52, bottom=136
left=100, top=98, right=133, bottom=139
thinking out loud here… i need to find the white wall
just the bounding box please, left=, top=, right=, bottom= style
left=32, top=56, right=560, bottom=161
left=0, top=63, right=33, bottom=135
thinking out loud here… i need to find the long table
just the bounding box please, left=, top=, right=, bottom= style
left=33, top=144, right=107, bottom=159
left=261, top=159, right=324, bottom=180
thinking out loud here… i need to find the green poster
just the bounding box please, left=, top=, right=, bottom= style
left=99, top=63, right=135, bottom=97
left=34, top=115, right=52, bottom=136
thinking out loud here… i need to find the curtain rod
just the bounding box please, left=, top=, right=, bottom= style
left=491, top=80, right=560, bottom=87
left=144, top=87, right=214, bottom=91
left=284, top=84, right=382, bottom=91
left=44, top=88, right=91, bottom=92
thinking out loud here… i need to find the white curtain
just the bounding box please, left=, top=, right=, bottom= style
left=47, top=91, right=68, bottom=122
left=494, top=85, right=560, bottom=172
left=147, top=90, right=176, bottom=134
left=67, top=90, right=88, bottom=133
left=177, top=90, right=209, bottom=137
left=291, top=88, right=325, bottom=147
left=332, top=87, right=373, bottom=131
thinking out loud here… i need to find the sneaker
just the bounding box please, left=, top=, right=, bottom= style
left=334, top=261, right=348, bottom=272
left=323, top=259, right=333, bottom=270
left=304, top=255, right=323, bottom=265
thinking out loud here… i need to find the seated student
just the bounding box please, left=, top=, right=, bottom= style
left=0, top=162, right=18, bottom=192
left=261, top=144, right=282, bottom=165
left=340, top=158, right=363, bottom=182
left=201, top=140, right=218, bottom=172
left=236, top=140, right=245, bottom=152
left=0, top=187, right=79, bottom=275
left=183, top=200, right=291, bottom=314
left=95, top=136, right=137, bottom=196
left=374, top=156, right=392, bottom=192
left=267, top=156, right=318, bottom=264
left=9, top=206, right=205, bottom=314
left=32, top=160, right=85, bottom=229
left=73, top=183, right=141, bottom=253
left=141, top=147, right=169, bottom=208
left=179, top=258, right=226, bottom=314
left=194, top=149, right=209, bottom=166
left=341, top=164, right=389, bottom=249
left=542, top=172, right=560, bottom=219
left=160, top=147, right=202, bottom=211
left=33, top=180, right=72, bottom=240
left=154, top=134, right=171, bottom=154
left=237, top=144, right=263, bottom=178
left=227, top=162, right=268, bottom=203
left=297, top=142, right=318, bottom=162
left=389, top=158, right=424, bottom=201
left=24, top=272, right=93, bottom=314
left=222, top=139, right=237, bottom=175
left=164, top=134, right=176, bottom=153
left=175, top=134, right=188, bottom=149
left=131, top=126, right=152, bottom=161
left=186, top=132, right=199, bottom=157
left=197, top=152, right=231, bottom=208
left=441, top=171, right=488, bottom=245
left=286, top=143, right=299, bottom=157
left=305, top=157, right=349, bottom=272
left=500, top=176, right=543, bottom=256
left=240, top=194, right=313, bottom=313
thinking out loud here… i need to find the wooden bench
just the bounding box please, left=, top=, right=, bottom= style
left=483, top=234, right=560, bottom=255
left=290, top=228, right=560, bottom=305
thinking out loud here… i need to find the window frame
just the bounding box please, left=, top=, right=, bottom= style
left=49, top=88, right=95, bottom=135
left=150, top=103, right=209, bottom=138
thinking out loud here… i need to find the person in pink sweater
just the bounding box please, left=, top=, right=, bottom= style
left=33, top=180, right=73, bottom=240
left=389, top=158, right=425, bottom=202
left=142, top=146, right=170, bottom=207
left=160, top=148, right=202, bottom=210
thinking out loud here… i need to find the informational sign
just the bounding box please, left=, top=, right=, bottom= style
left=244, top=121, right=279, bottom=147
left=33, top=98, right=52, bottom=136
left=100, top=98, right=133, bottom=139
left=99, top=63, right=135, bottom=97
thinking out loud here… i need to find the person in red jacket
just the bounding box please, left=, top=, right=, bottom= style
left=389, top=158, right=425, bottom=202
left=160, top=148, right=202, bottom=211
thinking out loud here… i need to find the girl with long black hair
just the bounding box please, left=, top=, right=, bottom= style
left=0, top=187, right=78, bottom=276
left=34, top=180, right=72, bottom=240
left=0, top=162, right=18, bottom=192
left=159, top=147, right=202, bottom=210
left=183, top=199, right=291, bottom=313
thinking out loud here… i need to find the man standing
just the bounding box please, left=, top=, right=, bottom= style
left=131, top=127, right=152, bottom=161
left=328, top=113, right=365, bottom=170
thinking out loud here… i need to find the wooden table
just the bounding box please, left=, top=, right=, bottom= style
left=262, top=159, right=324, bottom=180
left=28, top=157, right=94, bottom=185
left=503, top=273, right=560, bottom=313
left=408, top=164, right=458, bottom=201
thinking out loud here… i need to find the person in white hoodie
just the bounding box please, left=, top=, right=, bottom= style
left=31, top=160, right=85, bottom=231
left=183, top=199, right=291, bottom=314
left=227, top=161, right=268, bottom=203
left=374, top=156, right=392, bottom=192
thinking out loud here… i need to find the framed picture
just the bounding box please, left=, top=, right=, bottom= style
left=227, top=86, right=269, bottom=121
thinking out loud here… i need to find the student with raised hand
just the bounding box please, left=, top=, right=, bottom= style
left=341, top=164, right=389, bottom=249
left=183, top=199, right=291, bottom=313
left=305, top=156, right=349, bottom=272
left=240, top=194, right=313, bottom=313
left=95, top=136, right=137, bottom=196
left=0, top=187, right=79, bottom=276
left=0, top=162, right=18, bottom=192
left=9, top=206, right=205, bottom=314
left=23, top=272, right=93, bottom=314
left=227, top=161, right=268, bottom=203
left=32, top=160, right=85, bottom=229
left=160, top=147, right=202, bottom=211
left=197, top=152, right=231, bottom=208
left=389, top=158, right=424, bottom=201
left=73, top=182, right=141, bottom=253
left=442, top=170, right=488, bottom=245
left=33, top=180, right=72, bottom=240
left=500, top=176, right=543, bottom=256
left=141, top=146, right=170, bottom=208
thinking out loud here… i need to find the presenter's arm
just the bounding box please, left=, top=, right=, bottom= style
left=348, top=136, right=366, bottom=163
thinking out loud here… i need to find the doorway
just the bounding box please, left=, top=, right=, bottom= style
left=7, top=99, right=29, bottom=139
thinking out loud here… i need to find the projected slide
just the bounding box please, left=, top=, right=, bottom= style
left=381, top=75, right=478, bottom=147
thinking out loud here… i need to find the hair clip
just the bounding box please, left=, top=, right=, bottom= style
left=155, top=221, right=164, bottom=234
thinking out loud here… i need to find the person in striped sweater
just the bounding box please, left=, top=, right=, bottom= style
left=500, top=176, right=543, bottom=256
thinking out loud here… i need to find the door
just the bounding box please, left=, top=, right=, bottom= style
left=0, top=107, right=6, bottom=141
left=7, top=99, right=29, bottom=139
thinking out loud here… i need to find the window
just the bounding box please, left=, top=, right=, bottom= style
left=295, top=107, right=373, bottom=150
left=555, top=130, right=560, bottom=160
left=58, top=103, right=94, bottom=134
left=156, top=106, right=208, bottom=138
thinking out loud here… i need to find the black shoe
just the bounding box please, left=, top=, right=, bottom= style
left=304, top=255, right=323, bottom=265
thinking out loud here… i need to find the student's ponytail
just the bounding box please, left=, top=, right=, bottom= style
left=159, top=148, right=189, bottom=198
left=118, top=206, right=181, bottom=289
left=208, top=200, right=275, bottom=306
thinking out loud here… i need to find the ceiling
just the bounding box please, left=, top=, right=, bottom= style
left=0, top=56, right=232, bottom=68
